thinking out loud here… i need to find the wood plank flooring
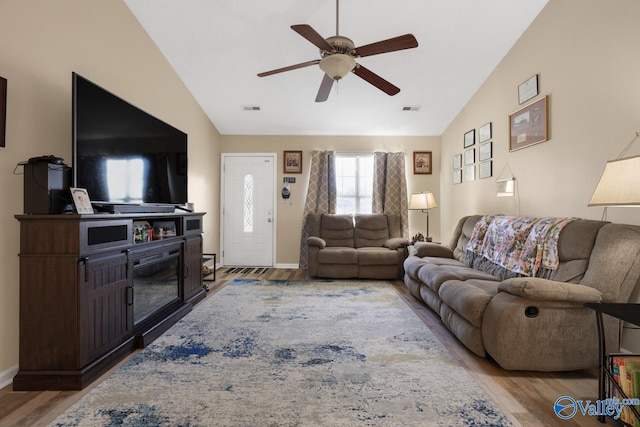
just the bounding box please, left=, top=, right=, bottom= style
left=0, top=268, right=617, bottom=426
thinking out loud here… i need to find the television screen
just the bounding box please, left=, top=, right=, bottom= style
left=72, top=73, right=187, bottom=206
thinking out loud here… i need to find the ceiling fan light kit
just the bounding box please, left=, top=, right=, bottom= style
left=319, top=54, right=355, bottom=80
left=257, top=0, right=418, bottom=102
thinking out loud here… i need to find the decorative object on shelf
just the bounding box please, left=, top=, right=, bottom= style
left=283, top=150, right=303, bottom=173
left=589, top=132, right=640, bottom=213
left=479, top=141, right=492, bottom=161
left=453, top=169, right=462, bottom=185
left=464, top=148, right=475, bottom=165
left=584, top=303, right=640, bottom=424
left=70, top=187, right=93, bottom=214
left=464, top=165, right=475, bottom=182
left=152, top=220, right=177, bottom=238
left=413, top=151, right=432, bottom=174
left=479, top=122, right=492, bottom=143
left=464, top=129, right=475, bottom=148
left=509, top=95, right=548, bottom=151
left=479, top=161, right=492, bottom=179
left=411, top=232, right=424, bottom=244
left=0, top=76, right=6, bottom=148
left=409, top=191, right=437, bottom=241
left=518, top=74, right=539, bottom=105
left=452, top=153, right=462, bottom=169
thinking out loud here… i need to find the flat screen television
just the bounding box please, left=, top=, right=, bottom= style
left=72, top=72, right=187, bottom=208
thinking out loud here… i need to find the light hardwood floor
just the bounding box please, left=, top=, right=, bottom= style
left=0, top=268, right=617, bottom=426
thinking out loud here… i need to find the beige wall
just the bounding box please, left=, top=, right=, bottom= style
left=220, top=135, right=441, bottom=265
left=2, top=0, right=639, bottom=385
left=440, top=0, right=640, bottom=351
left=0, top=0, right=220, bottom=385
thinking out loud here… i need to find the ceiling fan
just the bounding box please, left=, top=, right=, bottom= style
left=257, top=0, right=418, bottom=102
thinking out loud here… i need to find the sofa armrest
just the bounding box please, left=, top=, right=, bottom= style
left=384, top=237, right=409, bottom=250
left=498, top=277, right=603, bottom=303
left=307, top=236, right=327, bottom=249
left=414, top=242, right=454, bottom=258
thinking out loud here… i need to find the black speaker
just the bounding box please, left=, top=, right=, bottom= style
left=23, top=162, right=71, bottom=214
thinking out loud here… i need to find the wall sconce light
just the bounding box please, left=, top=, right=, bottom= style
left=589, top=132, right=640, bottom=215
left=496, top=178, right=516, bottom=197
left=495, top=163, right=520, bottom=215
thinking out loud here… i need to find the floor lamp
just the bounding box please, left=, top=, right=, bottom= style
left=409, top=191, right=437, bottom=242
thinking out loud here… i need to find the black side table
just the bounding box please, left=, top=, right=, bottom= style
left=584, top=303, right=640, bottom=424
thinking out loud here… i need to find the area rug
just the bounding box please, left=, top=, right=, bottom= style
left=51, top=279, right=513, bottom=426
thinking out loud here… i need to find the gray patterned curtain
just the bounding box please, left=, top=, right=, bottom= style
left=299, top=150, right=337, bottom=269
left=372, top=152, right=409, bottom=237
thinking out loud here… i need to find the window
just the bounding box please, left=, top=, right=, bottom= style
left=243, top=174, right=254, bottom=233
left=335, top=154, right=374, bottom=214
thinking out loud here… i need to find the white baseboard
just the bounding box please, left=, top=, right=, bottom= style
left=274, top=263, right=299, bottom=269
left=0, top=364, right=18, bottom=389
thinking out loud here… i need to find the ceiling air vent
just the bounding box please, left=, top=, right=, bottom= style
left=402, top=105, right=421, bottom=112
left=242, top=105, right=261, bottom=111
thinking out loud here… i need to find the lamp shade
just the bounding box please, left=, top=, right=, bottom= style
left=409, top=192, right=437, bottom=210
left=588, top=155, right=640, bottom=206
left=496, top=178, right=515, bottom=197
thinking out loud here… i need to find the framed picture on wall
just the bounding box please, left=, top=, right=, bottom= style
left=464, top=148, right=475, bottom=166
left=463, top=129, right=475, bottom=148
left=453, top=169, right=462, bottom=185
left=413, top=151, right=432, bottom=174
left=479, top=160, right=493, bottom=179
left=283, top=150, right=303, bottom=173
left=518, top=74, right=539, bottom=105
left=479, top=122, right=492, bottom=143
left=479, top=141, right=492, bottom=161
left=452, top=153, right=462, bottom=169
left=509, top=95, right=548, bottom=151
left=0, top=76, right=6, bottom=148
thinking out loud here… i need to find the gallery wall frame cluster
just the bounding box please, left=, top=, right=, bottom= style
left=453, top=122, right=493, bottom=184
left=452, top=73, right=548, bottom=186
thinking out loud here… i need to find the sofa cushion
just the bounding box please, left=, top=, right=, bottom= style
left=317, top=247, right=357, bottom=264
left=354, top=214, right=390, bottom=248
left=320, top=214, right=354, bottom=247
left=416, top=262, right=498, bottom=295
left=438, top=280, right=499, bottom=328
left=357, top=247, right=400, bottom=265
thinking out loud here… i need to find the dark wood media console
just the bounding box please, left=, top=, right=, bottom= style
left=13, top=212, right=206, bottom=391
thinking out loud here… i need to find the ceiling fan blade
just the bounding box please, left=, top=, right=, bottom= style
left=353, top=34, right=418, bottom=58
left=257, top=59, right=320, bottom=77
left=315, top=74, right=334, bottom=102
left=291, top=24, right=335, bottom=52
left=352, top=64, right=400, bottom=96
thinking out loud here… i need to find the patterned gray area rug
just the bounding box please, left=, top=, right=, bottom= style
left=51, top=279, right=513, bottom=426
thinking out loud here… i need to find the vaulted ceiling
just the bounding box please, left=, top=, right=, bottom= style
left=124, top=0, right=548, bottom=136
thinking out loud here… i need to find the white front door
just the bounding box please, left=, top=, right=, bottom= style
left=221, top=154, right=276, bottom=267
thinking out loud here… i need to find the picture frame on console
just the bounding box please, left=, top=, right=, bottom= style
left=283, top=150, right=302, bottom=174
left=70, top=187, right=94, bottom=214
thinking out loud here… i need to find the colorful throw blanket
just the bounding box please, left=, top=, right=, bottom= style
left=465, top=215, right=575, bottom=278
